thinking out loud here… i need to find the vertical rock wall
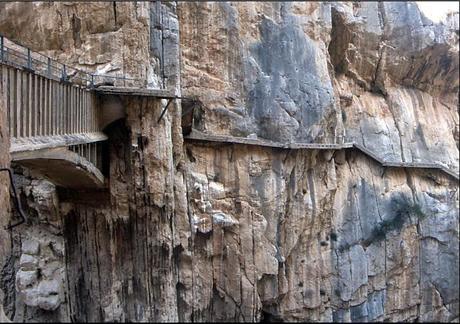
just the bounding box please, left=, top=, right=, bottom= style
left=61, top=96, right=181, bottom=322
left=179, top=143, right=458, bottom=322
left=0, top=2, right=152, bottom=81
left=0, top=2, right=184, bottom=322
left=0, top=1, right=458, bottom=322
left=0, top=64, right=13, bottom=323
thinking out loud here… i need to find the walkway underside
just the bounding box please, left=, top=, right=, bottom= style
left=11, top=147, right=105, bottom=189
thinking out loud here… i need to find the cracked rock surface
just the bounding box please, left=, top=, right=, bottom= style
left=0, top=1, right=458, bottom=322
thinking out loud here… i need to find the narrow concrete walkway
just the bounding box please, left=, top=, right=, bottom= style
left=185, top=130, right=459, bottom=181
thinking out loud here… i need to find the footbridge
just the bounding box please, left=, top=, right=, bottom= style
left=0, top=35, right=175, bottom=189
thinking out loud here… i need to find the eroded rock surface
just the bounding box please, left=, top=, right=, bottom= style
left=179, top=2, right=459, bottom=170
left=0, top=1, right=458, bottom=323
left=179, top=143, right=458, bottom=322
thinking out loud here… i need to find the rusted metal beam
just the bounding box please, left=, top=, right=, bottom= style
left=157, top=98, right=172, bottom=123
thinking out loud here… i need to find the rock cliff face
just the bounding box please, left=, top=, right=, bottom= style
left=0, top=1, right=458, bottom=322
left=179, top=2, right=458, bottom=169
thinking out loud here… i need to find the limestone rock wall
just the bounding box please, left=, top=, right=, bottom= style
left=60, top=96, right=182, bottom=322
left=0, top=63, right=13, bottom=323
left=1, top=94, right=184, bottom=322
left=0, top=1, right=458, bottom=323
left=180, top=142, right=458, bottom=322
left=0, top=2, right=155, bottom=85
left=0, top=2, right=183, bottom=322
left=329, top=2, right=459, bottom=170
left=6, top=172, right=68, bottom=322
left=179, top=2, right=459, bottom=170
left=179, top=2, right=340, bottom=143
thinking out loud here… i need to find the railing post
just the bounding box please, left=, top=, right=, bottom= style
left=47, top=57, right=51, bottom=77
left=0, top=36, right=4, bottom=62
left=90, top=74, right=94, bottom=88
left=62, top=64, right=67, bottom=82
left=27, top=48, right=32, bottom=70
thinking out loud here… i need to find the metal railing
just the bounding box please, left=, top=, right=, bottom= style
left=0, top=34, right=146, bottom=89
left=69, top=142, right=104, bottom=172
left=3, top=65, right=100, bottom=139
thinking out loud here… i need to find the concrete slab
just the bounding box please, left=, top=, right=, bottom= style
left=10, top=132, right=108, bottom=153
left=12, top=147, right=105, bottom=189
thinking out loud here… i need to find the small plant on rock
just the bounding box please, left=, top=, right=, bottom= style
left=364, top=195, right=425, bottom=246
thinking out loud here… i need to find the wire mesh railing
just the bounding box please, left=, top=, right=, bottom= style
left=0, top=34, right=146, bottom=89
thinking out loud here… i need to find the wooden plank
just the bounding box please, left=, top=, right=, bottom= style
left=81, top=90, right=85, bottom=133
left=45, top=78, right=50, bottom=136
left=34, top=74, right=38, bottom=137
left=51, top=80, right=55, bottom=135
left=83, top=90, right=86, bottom=132
left=49, top=80, right=52, bottom=135
left=92, top=94, right=96, bottom=131
left=16, top=69, right=21, bottom=137
left=66, top=85, right=70, bottom=134
left=69, top=85, right=73, bottom=134
left=59, top=83, right=62, bottom=134
left=23, top=72, right=28, bottom=137
left=67, top=86, right=70, bottom=134
left=57, top=81, right=61, bottom=135
left=20, top=71, right=25, bottom=137
left=77, top=89, right=80, bottom=133
left=36, top=75, right=40, bottom=136
left=68, top=85, right=71, bottom=134
left=80, top=89, right=84, bottom=133
left=23, top=71, right=27, bottom=138
left=88, top=93, right=92, bottom=132
left=44, top=78, right=47, bottom=135
left=41, top=77, right=45, bottom=136
left=57, top=82, right=62, bottom=135
left=85, top=91, right=88, bottom=132
left=27, top=73, right=32, bottom=137
left=27, top=72, right=31, bottom=137
left=42, top=77, right=46, bottom=136
left=60, top=84, right=64, bottom=134
left=24, top=72, right=29, bottom=137
left=12, top=68, right=17, bottom=138
left=77, top=88, right=80, bottom=133
left=74, top=87, right=77, bottom=133
left=1, top=67, right=6, bottom=136
left=67, top=85, right=71, bottom=134
left=29, top=73, right=34, bottom=137
left=5, top=67, right=12, bottom=137
left=61, top=83, right=65, bottom=134
left=39, top=76, right=43, bottom=136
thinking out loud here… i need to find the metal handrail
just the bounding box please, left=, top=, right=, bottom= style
left=0, top=34, right=146, bottom=89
